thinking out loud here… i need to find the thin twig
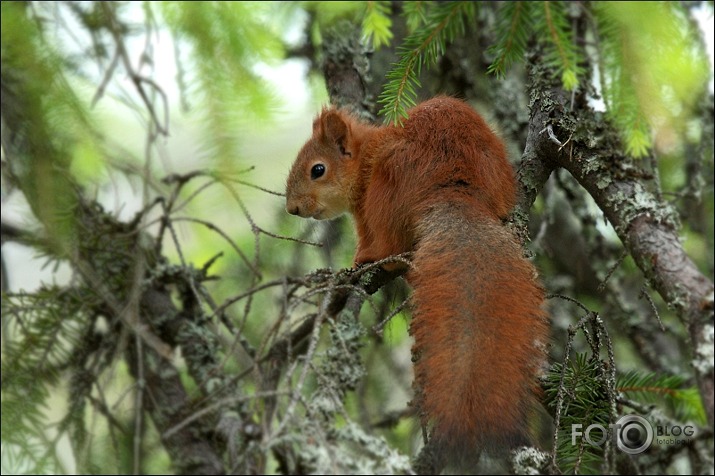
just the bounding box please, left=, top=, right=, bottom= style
left=372, top=295, right=411, bottom=336
left=639, top=286, right=665, bottom=332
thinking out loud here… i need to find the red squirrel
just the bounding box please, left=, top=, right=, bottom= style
left=285, top=96, right=548, bottom=463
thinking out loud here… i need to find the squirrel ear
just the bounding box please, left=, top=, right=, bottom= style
left=322, top=111, right=350, bottom=155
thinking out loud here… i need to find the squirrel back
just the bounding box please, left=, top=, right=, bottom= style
left=286, top=97, right=548, bottom=466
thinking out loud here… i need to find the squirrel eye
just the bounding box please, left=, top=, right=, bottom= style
left=311, top=163, right=326, bottom=180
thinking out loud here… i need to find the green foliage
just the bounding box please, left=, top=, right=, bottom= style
left=362, top=1, right=393, bottom=49
left=594, top=2, right=710, bottom=157
left=1, top=289, right=95, bottom=473
left=1, top=3, right=300, bottom=473
left=379, top=1, right=585, bottom=124
left=160, top=2, right=286, bottom=171
left=402, top=1, right=429, bottom=33
left=533, top=2, right=583, bottom=91
left=381, top=1, right=709, bottom=159
left=618, top=370, right=707, bottom=424
left=489, top=2, right=584, bottom=88
left=487, top=2, right=535, bottom=78
left=545, top=353, right=611, bottom=474
left=0, top=2, right=98, bottom=252
left=378, top=1, right=476, bottom=124
left=545, top=353, right=706, bottom=474
left=488, top=0, right=709, bottom=153
left=378, top=1, right=584, bottom=122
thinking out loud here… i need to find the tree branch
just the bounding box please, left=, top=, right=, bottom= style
left=523, top=51, right=715, bottom=427
left=1, top=42, right=228, bottom=474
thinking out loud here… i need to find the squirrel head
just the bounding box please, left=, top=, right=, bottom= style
left=285, top=108, right=362, bottom=220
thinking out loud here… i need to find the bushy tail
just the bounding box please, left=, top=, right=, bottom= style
left=409, top=202, right=548, bottom=462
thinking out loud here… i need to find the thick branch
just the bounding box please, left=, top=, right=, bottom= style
left=322, top=21, right=376, bottom=122
left=562, top=157, right=714, bottom=426
left=524, top=57, right=715, bottom=427
left=125, top=330, right=225, bottom=475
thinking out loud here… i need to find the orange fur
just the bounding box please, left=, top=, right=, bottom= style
left=286, top=97, right=548, bottom=462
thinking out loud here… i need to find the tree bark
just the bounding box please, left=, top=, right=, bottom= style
left=523, top=56, right=715, bottom=427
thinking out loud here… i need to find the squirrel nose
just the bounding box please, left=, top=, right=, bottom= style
left=286, top=204, right=300, bottom=216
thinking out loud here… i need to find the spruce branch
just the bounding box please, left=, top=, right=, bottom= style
left=402, top=1, right=429, bottom=32
left=592, top=2, right=709, bottom=157
left=361, top=1, right=393, bottom=49
left=617, top=371, right=707, bottom=424
left=537, top=1, right=582, bottom=91
left=487, top=2, right=534, bottom=78
left=524, top=36, right=714, bottom=429
left=378, top=1, right=476, bottom=124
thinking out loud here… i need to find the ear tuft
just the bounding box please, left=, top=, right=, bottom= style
left=322, top=110, right=349, bottom=150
